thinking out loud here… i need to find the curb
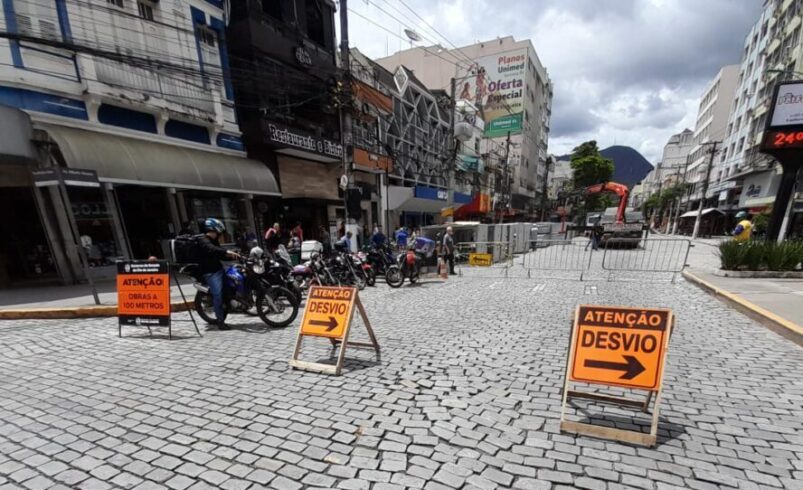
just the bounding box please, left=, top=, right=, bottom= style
left=0, top=300, right=193, bottom=320
left=682, top=270, right=803, bottom=346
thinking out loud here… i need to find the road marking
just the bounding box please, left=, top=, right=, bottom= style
left=489, top=281, right=501, bottom=289
left=584, top=285, right=598, bottom=295
left=532, top=283, right=546, bottom=292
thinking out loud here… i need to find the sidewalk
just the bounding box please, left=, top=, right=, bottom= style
left=0, top=278, right=196, bottom=319
left=683, top=236, right=803, bottom=343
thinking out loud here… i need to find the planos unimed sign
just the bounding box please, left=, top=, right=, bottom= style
left=770, top=81, right=803, bottom=128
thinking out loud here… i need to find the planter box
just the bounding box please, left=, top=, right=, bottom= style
left=713, top=269, right=803, bottom=278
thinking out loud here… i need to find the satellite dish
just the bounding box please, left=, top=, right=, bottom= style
left=404, top=29, right=421, bottom=42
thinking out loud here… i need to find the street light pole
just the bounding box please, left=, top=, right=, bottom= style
left=339, top=0, right=353, bottom=226
left=446, top=77, right=456, bottom=222
left=692, top=142, right=719, bottom=239
left=671, top=154, right=692, bottom=235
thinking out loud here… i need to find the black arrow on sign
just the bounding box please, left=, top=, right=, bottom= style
left=309, top=316, right=338, bottom=331
left=584, top=355, right=646, bottom=380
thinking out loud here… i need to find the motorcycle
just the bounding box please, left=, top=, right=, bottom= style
left=190, top=252, right=299, bottom=328
left=263, top=246, right=304, bottom=303
left=329, top=244, right=366, bottom=290
left=292, top=251, right=336, bottom=289
left=354, top=251, right=376, bottom=287
left=364, top=244, right=397, bottom=277
left=386, top=247, right=421, bottom=288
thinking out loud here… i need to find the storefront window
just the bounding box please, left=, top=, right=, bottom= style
left=185, top=192, right=251, bottom=247
left=67, top=187, right=122, bottom=266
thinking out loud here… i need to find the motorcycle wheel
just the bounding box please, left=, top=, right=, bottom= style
left=365, top=269, right=376, bottom=287
left=386, top=266, right=404, bottom=288
left=287, top=281, right=304, bottom=304
left=194, top=291, right=220, bottom=325
left=354, top=272, right=367, bottom=290
left=256, top=287, right=299, bottom=328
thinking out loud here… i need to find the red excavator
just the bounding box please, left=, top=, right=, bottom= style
left=584, top=182, right=629, bottom=224
left=584, top=182, right=643, bottom=246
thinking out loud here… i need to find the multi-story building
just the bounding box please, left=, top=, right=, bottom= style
left=718, top=0, right=803, bottom=235
left=376, top=36, right=552, bottom=217
left=547, top=157, right=572, bottom=201
left=682, top=65, right=739, bottom=213
left=0, top=0, right=278, bottom=288
left=650, top=129, right=695, bottom=197
left=228, top=0, right=344, bottom=241
left=379, top=65, right=457, bottom=229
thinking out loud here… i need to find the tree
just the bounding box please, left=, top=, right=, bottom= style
left=570, top=141, right=615, bottom=189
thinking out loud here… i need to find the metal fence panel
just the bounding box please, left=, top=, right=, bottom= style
left=521, top=239, right=593, bottom=273
left=455, top=242, right=514, bottom=278
left=602, top=238, right=691, bottom=273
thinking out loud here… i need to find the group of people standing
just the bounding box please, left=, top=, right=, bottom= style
left=370, top=225, right=456, bottom=275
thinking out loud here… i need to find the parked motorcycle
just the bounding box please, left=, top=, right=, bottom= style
left=387, top=247, right=420, bottom=288
left=329, top=244, right=366, bottom=290
left=190, top=253, right=299, bottom=328
left=354, top=251, right=376, bottom=287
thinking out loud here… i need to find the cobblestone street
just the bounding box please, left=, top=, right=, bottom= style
left=0, top=269, right=801, bottom=489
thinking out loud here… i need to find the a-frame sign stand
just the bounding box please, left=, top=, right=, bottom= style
left=289, top=286, right=380, bottom=375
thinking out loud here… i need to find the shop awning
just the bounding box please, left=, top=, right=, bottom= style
left=387, top=185, right=448, bottom=214
left=39, top=124, right=280, bottom=196
left=679, top=208, right=724, bottom=218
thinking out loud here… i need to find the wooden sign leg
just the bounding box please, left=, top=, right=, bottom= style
left=334, top=315, right=353, bottom=376
left=356, top=296, right=380, bottom=353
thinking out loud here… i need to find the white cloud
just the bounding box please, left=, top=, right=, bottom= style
left=342, top=0, right=761, bottom=162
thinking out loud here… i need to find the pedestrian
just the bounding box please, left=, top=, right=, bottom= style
left=586, top=218, right=602, bottom=251
left=442, top=226, right=456, bottom=275
left=371, top=226, right=387, bottom=247
left=198, top=218, right=241, bottom=330
left=287, top=231, right=302, bottom=265
left=338, top=231, right=353, bottom=252
left=292, top=221, right=304, bottom=242
left=395, top=226, right=408, bottom=250
left=319, top=225, right=331, bottom=255
left=732, top=211, right=752, bottom=243
left=264, top=222, right=281, bottom=252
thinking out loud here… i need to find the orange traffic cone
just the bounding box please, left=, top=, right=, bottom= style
left=439, top=258, right=448, bottom=280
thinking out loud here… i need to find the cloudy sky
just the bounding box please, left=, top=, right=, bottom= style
left=342, top=0, right=763, bottom=164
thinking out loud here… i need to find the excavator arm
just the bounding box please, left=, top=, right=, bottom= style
left=584, top=182, right=630, bottom=224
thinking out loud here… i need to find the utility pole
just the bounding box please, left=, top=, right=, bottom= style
left=692, top=141, right=719, bottom=239
left=446, top=77, right=456, bottom=222
left=671, top=154, right=692, bottom=235
left=339, top=0, right=353, bottom=225
left=540, top=156, right=551, bottom=221
left=499, top=131, right=512, bottom=224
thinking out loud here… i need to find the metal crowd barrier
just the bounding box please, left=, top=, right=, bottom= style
left=602, top=238, right=691, bottom=281
left=455, top=242, right=514, bottom=278
left=521, top=239, right=593, bottom=280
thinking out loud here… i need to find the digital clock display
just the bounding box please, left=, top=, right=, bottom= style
left=764, top=129, right=803, bottom=149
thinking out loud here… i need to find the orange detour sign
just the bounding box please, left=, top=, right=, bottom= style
left=299, top=286, right=355, bottom=338
left=290, top=286, right=379, bottom=375
left=117, top=261, right=171, bottom=335
left=570, top=305, right=671, bottom=390
left=560, top=305, right=674, bottom=447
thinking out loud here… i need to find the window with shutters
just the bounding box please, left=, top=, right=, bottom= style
left=137, top=1, right=154, bottom=21
left=107, top=0, right=124, bottom=8
left=12, top=0, right=60, bottom=41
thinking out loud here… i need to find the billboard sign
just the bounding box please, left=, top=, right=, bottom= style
left=769, top=81, right=803, bottom=128
left=457, top=51, right=527, bottom=138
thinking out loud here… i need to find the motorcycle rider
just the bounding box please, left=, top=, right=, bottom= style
left=199, top=218, right=241, bottom=330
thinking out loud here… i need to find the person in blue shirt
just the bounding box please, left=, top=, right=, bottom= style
left=395, top=226, right=408, bottom=250
left=338, top=231, right=353, bottom=252
left=371, top=226, right=387, bottom=247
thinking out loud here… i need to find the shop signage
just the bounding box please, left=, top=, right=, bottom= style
left=32, top=167, right=100, bottom=188
left=265, top=121, right=343, bottom=160
left=294, top=46, right=312, bottom=66
left=414, top=185, right=448, bottom=201
left=560, top=305, right=674, bottom=447
left=290, top=286, right=379, bottom=375
left=468, top=253, right=492, bottom=266
left=117, top=260, right=171, bottom=329
left=769, top=81, right=803, bottom=128
left=456, top=50, right=527, bottom=138
left=486, top=113, right=523, bottom=138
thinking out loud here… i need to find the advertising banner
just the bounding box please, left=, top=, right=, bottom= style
left=770, top=81, right=803, bottom=128
left=456, top=50, right=527, bottom=138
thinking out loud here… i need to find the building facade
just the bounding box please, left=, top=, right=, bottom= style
left=718, top=0, right=803, bottom=237
left=0, top=0, right=279, bottom=288
left=682, top=65, right=739, bottom=215
left=375, top=36, right=552, bottom=217
left=227, top=0, right=344, bottom=243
